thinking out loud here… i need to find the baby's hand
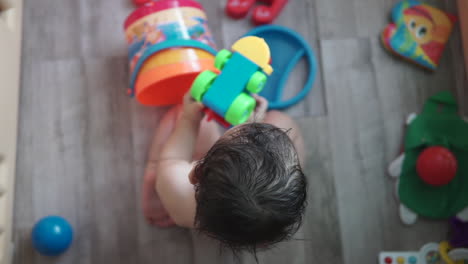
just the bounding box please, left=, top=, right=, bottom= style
left=248, top=94, right=269, bottom=123
left=181, top=92, right=204, bottom=123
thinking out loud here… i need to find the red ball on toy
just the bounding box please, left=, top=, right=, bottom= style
left=416, top=146, right=457, bottom=186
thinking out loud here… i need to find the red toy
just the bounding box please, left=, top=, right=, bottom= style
left=416, top=146, right=458, bottom=186
left=133, top=0, right=151, bottom=6
left=225, top=0, right=289, bottom=25
left=203, top=108, right=231, bottom=128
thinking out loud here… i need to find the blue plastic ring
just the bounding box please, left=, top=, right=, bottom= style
left=245, top=25, right=318, bottom=109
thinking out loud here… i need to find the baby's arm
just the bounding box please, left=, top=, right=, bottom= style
left=155, top=93, right=204, bottom=228
left=158, top=94, right=204, bottom=162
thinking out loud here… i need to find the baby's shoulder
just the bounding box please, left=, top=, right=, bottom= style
left=157, top=159, right=194, bottom=177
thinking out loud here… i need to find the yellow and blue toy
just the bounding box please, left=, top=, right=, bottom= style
left=381, top=0, right=456, bottom=70
left=190, top=36, right=273, bottom=126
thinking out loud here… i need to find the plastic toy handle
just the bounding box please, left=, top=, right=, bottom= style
left=448, top=249, right=468, bottom=262
left=244, top=25, right=317, bottom=110
left=252, top=0, right=288, bottom=25
left=226, top=0, right=256, bottom=19
left=269, top=48, right=317, bottom=110
left=439, top=241, right=467, bottom=264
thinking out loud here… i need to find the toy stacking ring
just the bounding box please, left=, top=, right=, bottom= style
left=245, top=25, right=317, bottom=109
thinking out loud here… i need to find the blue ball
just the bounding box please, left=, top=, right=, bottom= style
left=31, top=216, right=73, bottom=256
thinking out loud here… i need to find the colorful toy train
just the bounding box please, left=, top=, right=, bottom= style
left=190, top=36, right=273, bottom=126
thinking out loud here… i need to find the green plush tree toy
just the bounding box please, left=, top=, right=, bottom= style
left=388, top=91, right=468, bottom=225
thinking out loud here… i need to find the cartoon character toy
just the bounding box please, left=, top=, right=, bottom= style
left=381, top=0, right=456, bottom=70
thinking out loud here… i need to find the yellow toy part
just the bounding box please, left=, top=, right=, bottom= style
left=231, top=36, right=273, bottom=75
left=439, top=241, right=467, bottom=264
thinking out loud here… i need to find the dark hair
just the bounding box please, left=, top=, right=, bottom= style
left=193, top=123, right=307, bottom=255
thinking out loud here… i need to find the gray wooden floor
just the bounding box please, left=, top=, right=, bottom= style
left=13, top=0, right=467, bottom=263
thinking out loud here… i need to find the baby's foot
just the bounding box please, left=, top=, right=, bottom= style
left=142, top=171, right=175, bottom=227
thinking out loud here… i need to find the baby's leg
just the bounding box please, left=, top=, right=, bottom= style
left=263, top=111, right=305, bottom=165
left=143, top=106, right=181, bottom=227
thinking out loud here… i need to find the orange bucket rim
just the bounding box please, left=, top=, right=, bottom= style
left=136, top=59, right=216, bottom=104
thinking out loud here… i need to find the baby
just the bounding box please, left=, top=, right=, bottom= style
left=142, top=92, right=307, bottom=251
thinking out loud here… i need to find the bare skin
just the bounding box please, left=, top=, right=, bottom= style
left=141, top=105, right=220, bottom=227
left=142, top=93, right=305, bottom=227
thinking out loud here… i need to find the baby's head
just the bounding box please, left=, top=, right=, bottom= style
left=191, top=123, right=307, bottom=252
